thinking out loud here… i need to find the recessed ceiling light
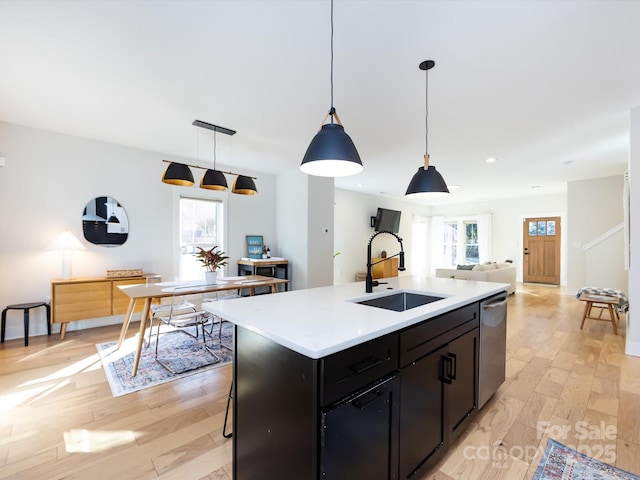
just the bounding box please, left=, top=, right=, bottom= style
left=448, top=184, right=461, bottom=190
left=356, top=183, right=364, bottom=187
left=485, top=157, right=497, bottom=163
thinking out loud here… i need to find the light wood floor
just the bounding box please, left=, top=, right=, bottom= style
left=1, top=283, right=638, bottom=479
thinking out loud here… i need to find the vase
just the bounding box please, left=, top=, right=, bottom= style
left=204, top=270, right=218, bottom=285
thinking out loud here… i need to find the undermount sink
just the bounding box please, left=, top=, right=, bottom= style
left=354, top=291, right=445, bottom=312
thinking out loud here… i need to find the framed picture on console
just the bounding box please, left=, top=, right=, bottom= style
left=246, top=235, right=264, bottom=259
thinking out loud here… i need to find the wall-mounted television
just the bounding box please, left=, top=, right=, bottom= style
left=374, top=208, right=401, bottom=233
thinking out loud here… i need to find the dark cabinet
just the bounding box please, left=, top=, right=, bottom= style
left=399, top=345, right=447, bottom=479
left=398, top=304, right=479, bottom=479
left=321, top=375, right=399, bottom=479
left=446, top=327, right=478, bottom=442
left=232, top=300, right=483, bottom=480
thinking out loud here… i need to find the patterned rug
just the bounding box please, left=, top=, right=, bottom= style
left=534, top=439, right=640, bottom=480
left=96, top=321, right=233, bottom=397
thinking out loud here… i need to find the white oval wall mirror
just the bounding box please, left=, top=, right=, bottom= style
left=82, top=196, right=129, bottom=246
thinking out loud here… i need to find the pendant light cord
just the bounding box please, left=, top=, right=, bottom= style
left=329, top=0, right=335, bottom=122
left=213, top=130, right=217, bottom=169
left=425, top=66, right=429, bottom=156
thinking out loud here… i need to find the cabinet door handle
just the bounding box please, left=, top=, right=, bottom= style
left=447, top=352, right=457, bottom=380
left=352, top=390, right=384, bottom=410
left=348, top=352, right=390, bottom=375
left=439, top=356, right=453, bottom=384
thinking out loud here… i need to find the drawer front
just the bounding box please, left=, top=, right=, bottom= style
left=52, top=282, right=112, bottom=323
left=320, top=333, right=398, bottom=407
left=400, top=303, right=479, bottom=367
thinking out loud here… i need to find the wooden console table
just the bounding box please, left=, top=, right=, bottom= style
left=237, top=258, right=289, bottom=291
left=51, top=274, right=160, bottom=340
left=372, top=257, right=399, bottom=279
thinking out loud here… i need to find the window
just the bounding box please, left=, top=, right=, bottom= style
left=443, top=220, right=478, bottom=266
left=443, top=222, right=458, bottom=266
left=179, top=197, right=224, bottom=280
left=430, top=214, right=491, bottom=273
left=465, top=222, right=479, bottom=263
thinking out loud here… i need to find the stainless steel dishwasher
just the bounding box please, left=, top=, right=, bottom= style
left=478, top=292, right=508, bottom=408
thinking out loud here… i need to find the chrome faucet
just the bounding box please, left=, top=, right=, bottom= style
left=366, top=231, right=406, bottom=293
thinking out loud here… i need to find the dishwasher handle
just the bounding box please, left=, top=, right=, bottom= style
left=482, top=295, right=508, bottom=309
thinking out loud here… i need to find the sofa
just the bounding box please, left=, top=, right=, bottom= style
left=435, top=263, right=516, bottom=294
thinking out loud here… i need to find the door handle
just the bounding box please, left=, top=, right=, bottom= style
left=447, top=352, right=457, bottom=380
left=439, top=355, right=453, bottom=384
left=348, top=352, right=390, bottom=375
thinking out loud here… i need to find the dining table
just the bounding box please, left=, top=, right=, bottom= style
left=116, top=275, right=289, bottom=376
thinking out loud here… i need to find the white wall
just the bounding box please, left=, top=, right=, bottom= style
left=0, top=122, right=276, bottom=340
left=566, top=175, right=626, bottom=292
left=307, top=176, right=334, bottom=288
left=276, top=170, right=334, bottom=290
left=333, top=189, right=430, bottom=285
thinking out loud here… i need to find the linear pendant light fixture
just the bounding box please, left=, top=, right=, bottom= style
left=200, top=129, right=228, bottom=191
left=300, top=0, right=363, bottom=177
left=405, top=60, right=449, bottom=198
left=162, top=120, right=257, bottom=195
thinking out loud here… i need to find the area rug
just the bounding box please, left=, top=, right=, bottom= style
left=96, top=321, right=233, bottom=397
left=533, top=438, right=640, bottom=480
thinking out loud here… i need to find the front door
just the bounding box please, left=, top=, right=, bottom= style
left=523, top=217, right=561, bottom=285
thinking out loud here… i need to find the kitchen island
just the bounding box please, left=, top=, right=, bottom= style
left=203, top=275, right=508, bottom=480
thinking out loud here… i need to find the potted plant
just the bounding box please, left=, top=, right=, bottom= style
left=194, top=246, right=228, bottom=284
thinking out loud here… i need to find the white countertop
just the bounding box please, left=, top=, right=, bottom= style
left=202, top=275, right=508, bottom=359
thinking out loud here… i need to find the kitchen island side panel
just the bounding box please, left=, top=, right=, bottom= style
left=234, top=326, right=319, bottom=479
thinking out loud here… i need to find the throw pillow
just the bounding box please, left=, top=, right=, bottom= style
left=457, top=264, right=475, bottom=270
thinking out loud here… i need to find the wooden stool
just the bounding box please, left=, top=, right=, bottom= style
left=1, top=302, right=51, bottom=346
left=579, top=293, right=619, bottom=335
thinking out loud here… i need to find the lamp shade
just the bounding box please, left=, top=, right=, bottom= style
left=162, top=162, right=194, bottom=186
left=200, top=169, right=228, bottom=191
left=232, top=175, right=257, bottom=195
left=300, top=123, right=363, bottom=177
left=47, top=231, right=86, bottom=252
left=405, top=166, right=450, bottom=198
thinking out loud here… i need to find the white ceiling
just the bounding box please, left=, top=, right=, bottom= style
left=1, top=0, right=639, bottom=205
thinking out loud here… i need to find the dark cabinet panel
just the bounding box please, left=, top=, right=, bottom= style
left=234, top=327, right=319, bottom=479
left=398, top=325, right=479, bottom=479
left=321, top=334, right=398, bottom=406
left=399, top=346, right=447, bottom=479
left=321, top=375, right=399, bottom=480
left=446, top=327, right=478, bottom=442
left=400, top=303, right=477, bottom=366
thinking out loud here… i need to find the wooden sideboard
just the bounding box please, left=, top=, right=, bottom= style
left=51, top=274, right=160, bottom=339
left=237, top=258, right=289, bottom=291
left=372, top=257, right=399, bottom=279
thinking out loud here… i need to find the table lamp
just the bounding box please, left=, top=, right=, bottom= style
left=47, top=231, right=86, bottom=279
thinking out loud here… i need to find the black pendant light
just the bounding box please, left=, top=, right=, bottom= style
left=300, top=0, right=363, bottom=177
left=200, top=130, right=228, bottom=191
left=405, top=60, right=449, bottom=198
left=232, top=175, right=258, bottom=195
left=162, top=162, right=194, bottom=186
